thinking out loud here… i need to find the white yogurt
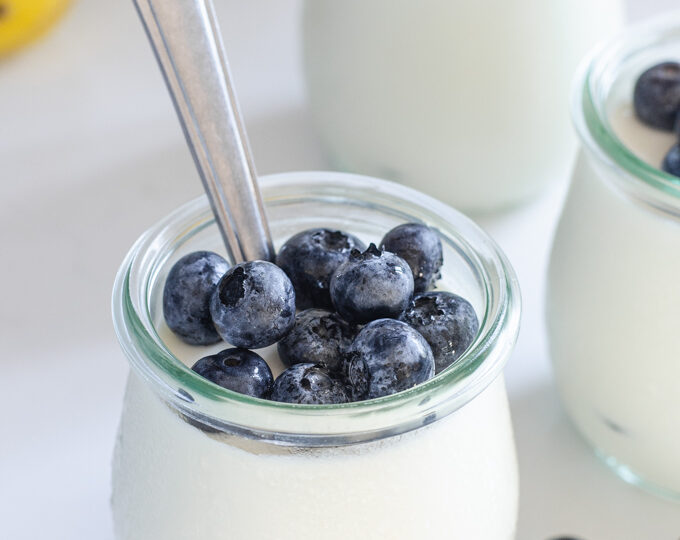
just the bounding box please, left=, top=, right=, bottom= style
left=113, top=277, right=518, bottom=540
left=111, top=173, right=521, bottom=538
left=547, top=20, right=680, bottom=497
left=112, top=372, right=517, bottom=540
left=302, top=0, right=623, bottom=212
left=609, top=103, right=679, bottom=167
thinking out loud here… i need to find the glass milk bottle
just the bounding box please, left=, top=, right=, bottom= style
left=547, top=17, right=680, bottom=499
left=302, top=0, right=623, bottom=212
left=112, top=172, right=521, bottom=539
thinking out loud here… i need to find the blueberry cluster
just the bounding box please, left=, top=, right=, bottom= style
left=162, top=223, right=479, bottom=404
left=633, top=62, right=680, bottom=177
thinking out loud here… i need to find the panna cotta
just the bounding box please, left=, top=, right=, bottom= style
left=111, top=172, right=521, bottom=539
left=547, top=17, right=680, bottom=499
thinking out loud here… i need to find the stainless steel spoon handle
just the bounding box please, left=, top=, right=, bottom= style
left=133, top=0, right=274, bottom=263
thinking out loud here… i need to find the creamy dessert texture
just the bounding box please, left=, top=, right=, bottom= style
left=548, top=56, right=680, bottom=495
left=111, top=173, right=520, bottom=539
left=114, top=264, right=518, bottom=539
left=549, top=149, right=680, bottom=492
left=112, top=373, right=517, bottom=540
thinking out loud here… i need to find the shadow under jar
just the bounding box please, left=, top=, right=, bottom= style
left=547, top=16, right=680, bottom=500
left=111, top=172, right=521, bottom=539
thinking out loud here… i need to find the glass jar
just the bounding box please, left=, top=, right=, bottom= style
left=547, top=17, right=680, bottom=499
left=302, top=0, right=623, bottom=213
left=111, top=172, right=521, bottom=539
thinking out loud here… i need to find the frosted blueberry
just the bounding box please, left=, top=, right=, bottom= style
left=277, top=309, right=357, bottom=374
left=381, top=223, right=443, bottom=293
left=270, top=363, right=349, bottom=404
left=400, top=291, right=479, bottom=374
left=347, top=319, right=434, bottom=400
left=192, top=348, right=274, bottom=398
left=162, top=251, right=229, bottom=345
left=276, top=228, right=366, bottom=310
left=330, top=244, right=414, bottom=324
left=210, top=261, right=296, bottom=349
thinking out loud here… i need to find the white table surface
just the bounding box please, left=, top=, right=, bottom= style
left=1, top=1, right=679, bottom=539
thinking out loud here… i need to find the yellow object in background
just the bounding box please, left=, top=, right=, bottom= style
left=0, top=0, right=72, bottom=56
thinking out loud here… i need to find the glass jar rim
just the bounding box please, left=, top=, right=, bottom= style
left=112, top=171, right=520, bottom=446
left=572, top=12, right=680, bottom=214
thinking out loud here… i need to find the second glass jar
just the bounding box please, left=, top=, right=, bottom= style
left=547, top=17, right=680, bottom=499
left=302, top=0, right=623, bottom=212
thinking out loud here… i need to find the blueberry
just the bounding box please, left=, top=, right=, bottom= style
left=276, top=228, right=366, bottom=310
left=162, top=251, right=229, bottom=345
left=633, top=62, right=680, bottom=131
left=270, top=363, right=349, bottom=404
left=330, top=244, right=414, bottom=324
left=210, top=261, right=296, bottom=349
left=400, top=292, right=479, bottom=374
left=277, top=309, right=357, bottom=374
left=191, top=348, right=274, bottom=398
left=381, top=223, right=443, bottom=293
left=662, top=144, right=680, bottom=177
left=347, top=319, right=434, bottom=400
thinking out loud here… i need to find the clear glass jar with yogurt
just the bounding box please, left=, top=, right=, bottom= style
left=547, top=17, right=680, bottom=499
left=111, top=172, right=521, bottom=539
left=302, top=0, right=623, bottom=212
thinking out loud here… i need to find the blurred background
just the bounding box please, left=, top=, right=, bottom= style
left=1, top=0, right=679, bottom=539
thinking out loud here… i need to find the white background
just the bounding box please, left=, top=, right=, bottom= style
left=1, top=0, right=679, bottom=539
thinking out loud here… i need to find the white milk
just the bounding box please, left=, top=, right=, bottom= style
left=303, top=0, right=623, bottom=212
left=548, top=105, right=680, bottom=495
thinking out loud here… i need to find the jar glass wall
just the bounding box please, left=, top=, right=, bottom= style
left=111, top=172, right=521, bottom=539
left=547, top=17, right=680, bottom=499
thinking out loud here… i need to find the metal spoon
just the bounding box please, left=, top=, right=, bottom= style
left=133, top=0, right=274, bottom=263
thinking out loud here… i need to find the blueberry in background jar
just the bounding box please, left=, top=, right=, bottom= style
left=633, top=61, right=680, bottom=131
left=662, top=144, right=680, bottom=177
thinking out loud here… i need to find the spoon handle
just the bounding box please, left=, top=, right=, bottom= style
left=133, top=0, right=274, bottom=263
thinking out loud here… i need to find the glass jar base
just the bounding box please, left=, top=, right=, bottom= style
left=593, top=448, right=680, bottom=503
